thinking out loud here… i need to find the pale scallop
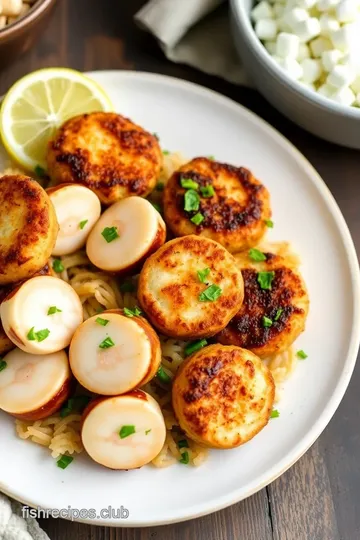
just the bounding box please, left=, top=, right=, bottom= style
left=0, top=276, right=83, bottom=355
left=86, top=197, right=166, bottom=274
left=47, top=184, right=101, bottom=256
left=81, top=391, right=166, bottom=470
left=69, top=311, right=161, bottom=395
left=0, top=348, right=71, bottom=420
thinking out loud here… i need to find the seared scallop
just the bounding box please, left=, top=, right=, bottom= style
left=217, top=247, right=309, bottom=358
left=46, top=112, right=163, bottom=205
left=0, top=348, right=71, bottom=420
left=0, top=322, right=13, bottom=356
left=0, top=276, right=83, bottom=355
left=86, top=196, right=166, bottom=274
left=69, top=310, right=161, bottom=395
left=47, top=184, right=101, bottom=256
left=163, top=157, right=271, bottom=253
left=172, top=344, right=275, bottom=449
left=138, top=235, right=244, bottom=339
left=81, top=391, right=166, bottom=470
left=0, top=175, right=58, bottom=285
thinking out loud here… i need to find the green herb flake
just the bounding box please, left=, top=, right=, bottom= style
left=0, top=360, right=7, bottom=372
left=157, top=365, right=172, bottom=384
left=179, top=451, right=190, bottom=464
left=257, top=271, right=275, bottom=290
left=184, top=339, right=208, bottom=357
left=199, top=284, right=222, bottom=302
left=184, top=189, right=200, bottom=212
left=57, top=455, right=73, bottom=469
left=178, top=439, right=189, bottom=449
left=162, top=150, right=170, bottom=155
left=151, top=202, right=162, bottom=213
left=153, top=132, right=159, bottom=140
left=119, top=425, right=136, bottom=439
left=208, top=155, right=215, bottom=161
left=35, top=329, right=50, bottom=342
left=191, top=212, right=204, bottom=226
left=96, top=317, right=109, bottom=326
left=99, top=337, right=115, bottom=349
left=297, top=349, right=308, bottom=360
left=52, top=259, right=64, bottom=273
left=145, top=429, right=152, bottom=435
left=123, top=306, right=142, bottom=318
left=181, top=178, right=199, bottom=190
left=60, top=395, right=91, bottom=418
left=200, top=185, right=215, bottom=198
left=34, top=165, right=46, bottom=177
left=48, top=306, right=62, bottom=315
left=79, top=219, right=88, bottom=230
left=101, top=226, right=119, bottom=243
left=270, top=409, right=280, bottom=419
left=119, top=280, right=136, bottom=293
left=27, top=327, right=36, bottom=341
left=249, top=248, right=266, bottom=262
left=274, top=308, right=283, bottom=321
left=197, top=267, right=210, bottom=284
left=262, top=316, right=273, bottom=328
left=156, top=182, right=165, bottom=191
left=264, top=219, right=274, bottom=228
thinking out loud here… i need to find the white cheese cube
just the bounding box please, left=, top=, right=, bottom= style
left=330, top=24, right=356, bottom=52
left=264, top=40, right=277, bottom=54
left=255, top=19, right=278, bottom=40
left=296, top=0, right=317, bottom=8
left=336, top=0, right=359, bottom=22
left=330, top=86, right=356, bottom=105
left=273, top=3, right=285, bottom=17
left=297, top=43, right=311, bottom=60
left=309, top=36, right=332, bottom=56
left=350, top=75, right=360, bottom=94
left=293, top=17, right=321, bottom=42
left=319, top=14, right=340, bottom=35
left=317, top=83, right=335, bottom=97
left=279, top=57, right=304, bottom=79
left=276, top=32, right=301, bottom=57
left=317, top=0, right=341, bottom=11
left=251, top=1, right=274, bottom=21
left=301, top=58, right=323, bottom=82
left=321, top=49, right=343, bottom=71
left=327, top=64, right=355, bottom=87
left=283, top=7, right=309, bottom=30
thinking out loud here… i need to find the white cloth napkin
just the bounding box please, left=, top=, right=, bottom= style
left=0, top=494, right=49, bottom=540
left=135, top=0, right=250, bottom=86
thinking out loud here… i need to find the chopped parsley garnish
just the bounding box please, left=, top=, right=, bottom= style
left=181, top=178, right=199, bottom=190
left=157, top=365, right=172, bottom=384
left=270, top=409, right=280, bottom=419
left=79, top=219, right=88, bottom=230
left=153, top=132, right=159, bottom=140
left=264, top=219, right=274, bottom=228
left=34, top=165, right=46, bottom=177
left=27, top=327, right=50, bottom=342
left=96, top=317, right=109, bottom=326
left=0, top=360, right=7, bottom=372
left=101, top=226, right=119, bottom=243
left=119, top=280, right=136, bottom=293
left=297, top=350, right=308, bottom=360
left=145, top=429, right=152, bottom=435
left=119, top=425, right=136, bottom=439
left=274, top=308, right=283, bottom=321
left=179, top=451, right=190, bottom=464
left=184, top=339, right=208, bottom=357
left=191, top=212, right=204, bottom=226
left=60, top=395, right=91, bottom=418
left=151, top=202, right=162, bottom=213
left=123, top=306, right=142, bottom=318
left=156, top=182, right=165, bottom=191
left=257, top=271, right=275, bottom=290
left=57, top=455, right=73, bottom=469
left=162, top=150, right=170, bottom=155
left=99, top=337, right=115, bottom=349
left=200, top=185, right=215, bottom=198
left=197, top=267, right=210, bottom=284
left=52, top=259, right=64, bottom=273
left=262, top=316, right=273, bottom=328
left=249, top=248, right=266, bottom=262
left=184, top=189, right=200, bottom=212
left=199, top=284, right=222, bottom=302
left=48, top=306, right=62, bottom=315
left=178, top=439, right=189, bottom=449
left=208, top=155, right=215, bottom=160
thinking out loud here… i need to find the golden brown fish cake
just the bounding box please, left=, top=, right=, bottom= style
left=0, top=176, right=58, bottom=285
left=0, top=321, right=13, bottom=355
left=217, top=248, right=309, bottom=358
left=163, top=157, right=271, bottom=253
left=138, top=235, right=244, bottom=339
left=172, top=344, right=275, bottom=449
left=46, top=112, right=163, bottom=205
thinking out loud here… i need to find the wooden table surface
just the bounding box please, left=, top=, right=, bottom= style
left=1, top=1, right=360, bottom=539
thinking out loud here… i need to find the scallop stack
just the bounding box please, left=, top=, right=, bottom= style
left=0, top=111, right=309, bottom=471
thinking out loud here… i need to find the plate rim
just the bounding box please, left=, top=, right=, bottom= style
left=1, top=69, right=359, bottom=527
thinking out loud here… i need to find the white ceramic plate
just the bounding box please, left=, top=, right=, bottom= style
left=0, top=71, right=359, bottom=527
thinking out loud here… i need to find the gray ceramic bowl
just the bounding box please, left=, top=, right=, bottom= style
left=230, top=0, right=360, bottom=148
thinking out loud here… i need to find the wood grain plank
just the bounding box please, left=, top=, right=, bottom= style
left=38, top=490, right=273, bottom=540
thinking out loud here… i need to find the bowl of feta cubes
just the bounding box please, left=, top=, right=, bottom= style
left=230, top=0, right=360, bottom=148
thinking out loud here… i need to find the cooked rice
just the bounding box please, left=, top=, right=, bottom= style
left=13, top=151, right=299, bottom=467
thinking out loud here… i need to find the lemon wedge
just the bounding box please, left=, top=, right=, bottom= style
left=0, top=68, right=113, bottom=171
